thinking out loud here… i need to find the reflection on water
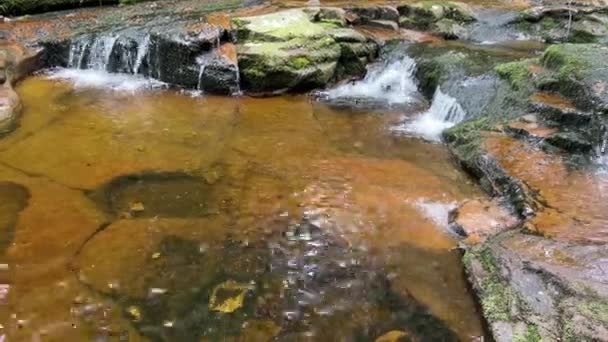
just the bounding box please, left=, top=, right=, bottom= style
left=0, top=76, right=485, bottom=340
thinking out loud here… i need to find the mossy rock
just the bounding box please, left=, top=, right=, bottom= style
left=397, top=1, right=476, bottom=29
left=235, top=9, right=378, bottom=92
left=464, top=230, right=608, bottom=342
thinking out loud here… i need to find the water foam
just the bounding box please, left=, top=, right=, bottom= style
left=393, top=87, right=466, bottom=142
left=47, top=68, right=166, bottom=93
left=323, top=56, right=419, bottom=106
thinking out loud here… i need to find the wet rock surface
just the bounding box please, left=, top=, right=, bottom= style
left=465, top=230, right=608, bottom=341
left=234, top=8, right=378, bottom=92
left=448, top=198, right=520, bottom=244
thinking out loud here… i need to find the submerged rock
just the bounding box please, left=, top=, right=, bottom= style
left=86, top=172, right=215, bottom=218
left=234, top=9, right=378, bottom=93
left=0, top=182, right=30, bottom=253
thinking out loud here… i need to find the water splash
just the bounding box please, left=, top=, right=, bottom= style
left=393, top=87, right=466, bottom=142
left=322, top=56, right=419, bottom=106
left=413, top=198, right=457, bottom=228
left=86, top=35, right=119, bottom=71
left=47, top=68, right=166, bottom=93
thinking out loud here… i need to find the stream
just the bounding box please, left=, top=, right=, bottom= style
left=0, top=59, right=489, bottom=340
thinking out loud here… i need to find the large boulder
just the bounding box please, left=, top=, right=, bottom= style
left=234, top=9, right=378, bottom=93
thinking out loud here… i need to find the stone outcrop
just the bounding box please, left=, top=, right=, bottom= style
left=465, top=231, right=608, bottom=341
left=0, top=44, right=44, bottom=136
left=398, top=1, right=476, bottom=39
left=442, top=41, right=608, bottom=342
left=233, top=9, right=378, bottom=93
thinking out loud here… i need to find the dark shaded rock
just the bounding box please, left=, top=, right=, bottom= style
left=464, top=230, right=608, bottom=342
left=544, top=131, right=594, bottom=153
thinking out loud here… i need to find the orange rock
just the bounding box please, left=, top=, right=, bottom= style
left=449, top=198, right=520, bottom=244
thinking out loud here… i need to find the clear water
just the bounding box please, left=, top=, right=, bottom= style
left=0, top=74, right=486, bottom=341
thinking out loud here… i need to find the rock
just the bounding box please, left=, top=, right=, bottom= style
left=208, top=280, right=252, bottom=313
left=234, top=9, right=378, bottom=92
left=344, top=5, right=400, bottom=24
left=448, top=199, right=520, bottom=244
left=540, top=44, right=608, bottom=111
left=0, top=87, right=21, bottom=135
left=544, top=131, right=594, bottom=153
left=398, top=1, right=476, bottom=29
left=464, top=230, right=608, bottom=342
left=433, top=18, right=467, bottom=39
left=198, top=43, right=240, bottom=95
left=365, top=19, right=400, bottom=31
left=304, top=7, right=347, bottom=27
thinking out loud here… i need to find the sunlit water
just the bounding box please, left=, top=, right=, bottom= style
left=0, top=74, right=486, bottom=341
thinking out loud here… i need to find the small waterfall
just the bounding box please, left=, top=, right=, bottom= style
left=197, top=64, right=206, bottom=91
left=394, top=87, right=466, bottom=142
left=67, top=34, right=151, bottom=75
left=322, top=56, right=419, bottom=106
left=133, top=35, right=150, bottom=75
left=86, top=35, right=119, bottom=71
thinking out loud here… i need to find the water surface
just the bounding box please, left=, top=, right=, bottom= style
left=0, top=74, right=486, bottom=341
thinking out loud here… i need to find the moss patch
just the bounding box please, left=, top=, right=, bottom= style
left=578, top=301, right=608, bottom=323
left=495, top=60, right=532, bottom=90
left=514, top=325, right=542, bottom=342
left=477, top=246, right=513, bottom=322
left=541, top=45, right=589, bottom=80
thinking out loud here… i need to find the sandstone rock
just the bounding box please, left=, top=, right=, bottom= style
left=0, top=86, right=21, bottom=135
left=448, top=199, right=519, bottom=244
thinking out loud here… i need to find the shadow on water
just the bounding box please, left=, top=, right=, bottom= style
left=0, top=182, right=30, bottom=254
left=92, top=219, right=460, bottom=341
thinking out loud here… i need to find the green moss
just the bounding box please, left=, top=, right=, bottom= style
left=540, top=17, right=558, bottom=30
left=514, top=325, right=542, bottom=342
left=289, top=57, right=311, bottom=70
left=443, top=117, right=491, bottom=161
left=541, top=45, right=589, bottom=80
left=465, top=245, right=514, bottom=323
left=495, top=60, right=532, bottom=90
left=578, top=301, right=608, bottom=323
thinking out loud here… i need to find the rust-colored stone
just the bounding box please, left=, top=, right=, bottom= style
left=449, top=199, right=520, bottom=244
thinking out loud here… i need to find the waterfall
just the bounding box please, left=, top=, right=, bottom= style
left=86, top=35, right=119, bottom=71
left=322, top=56, right=419, bottom=106
left=67, top=34, right=150, bottom=75
left=394, top=87, right=466, bottom=142
left=133, top=35, right=150, bottom=75
left=197, top=64, right=206, bottom=91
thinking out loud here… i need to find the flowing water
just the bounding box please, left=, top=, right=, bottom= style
left=0, top=70, right=488, bottom=341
